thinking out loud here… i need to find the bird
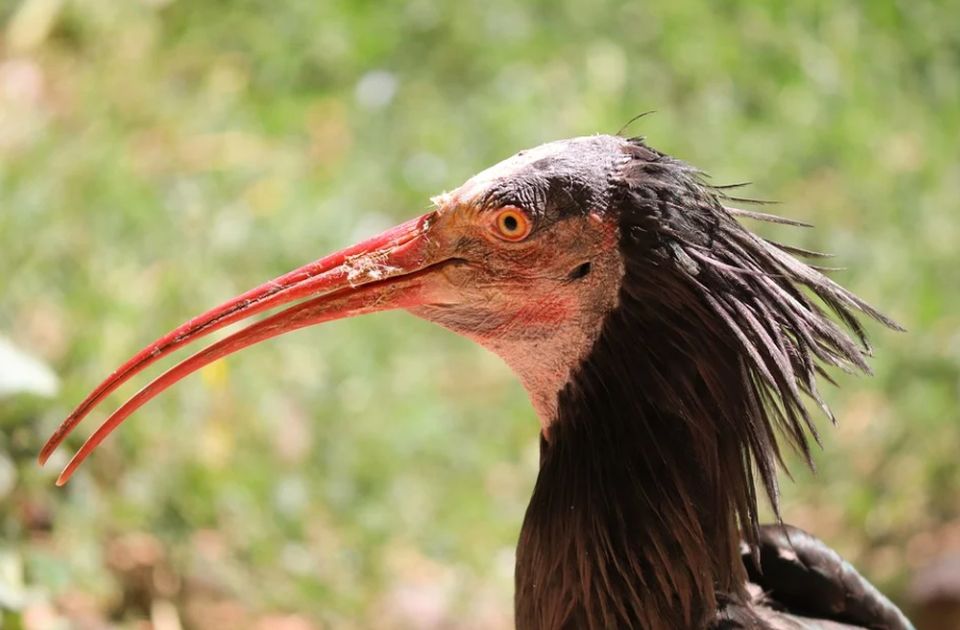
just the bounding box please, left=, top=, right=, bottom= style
left=40, top=134, right=915, bottom=630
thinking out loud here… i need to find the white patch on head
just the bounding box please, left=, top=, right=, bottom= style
left=452, top=135, right=629, bottom=208
left=429, top=192, right=451, bottom=209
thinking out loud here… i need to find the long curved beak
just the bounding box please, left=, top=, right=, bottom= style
left=41, top=211, right=453, bottom=485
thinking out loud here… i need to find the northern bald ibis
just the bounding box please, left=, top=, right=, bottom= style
left=41, top=135, right=914, bottom=629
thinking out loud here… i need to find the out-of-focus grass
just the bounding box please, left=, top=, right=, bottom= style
left=1, top=0, right=958, bottom=627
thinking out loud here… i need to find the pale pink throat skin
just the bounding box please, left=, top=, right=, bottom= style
left=413, top=196, right=623, bottom=426
left=40, top=134, right=633, bottom=481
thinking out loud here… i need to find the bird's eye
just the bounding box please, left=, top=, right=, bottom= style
left=491, top=207, right=532, bottom=242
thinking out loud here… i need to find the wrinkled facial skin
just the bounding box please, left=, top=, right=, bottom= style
left=41, top=136, right=632, bottom=483
left=409, top=137, right=627, bottom=425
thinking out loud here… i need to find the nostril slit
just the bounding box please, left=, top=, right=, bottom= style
left=568, top=262, right=591, bottom=280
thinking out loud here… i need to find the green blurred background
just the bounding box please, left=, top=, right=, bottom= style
left=1, top=0, right=958, bottom=628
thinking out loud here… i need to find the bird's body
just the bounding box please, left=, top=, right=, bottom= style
left=42, top=134, right=914, bottom=629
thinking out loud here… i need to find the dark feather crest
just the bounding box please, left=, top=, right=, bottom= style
left=614, top=138, right=900, bottom=512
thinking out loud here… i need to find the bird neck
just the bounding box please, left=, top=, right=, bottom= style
left=514, top=297, right=755, bottom=630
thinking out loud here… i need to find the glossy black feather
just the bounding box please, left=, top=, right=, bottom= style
left=742, top=525, right=914, bottom=630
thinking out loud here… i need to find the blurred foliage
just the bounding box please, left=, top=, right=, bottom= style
left=1, top=0, right=958, bottom=628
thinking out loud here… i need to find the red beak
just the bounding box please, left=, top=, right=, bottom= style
left=41, top=211, right=453, bottom=485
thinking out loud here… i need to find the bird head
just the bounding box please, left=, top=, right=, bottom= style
left=41, top=134, right=897, bottom=492
left=407, top=136, right=630, bottom=422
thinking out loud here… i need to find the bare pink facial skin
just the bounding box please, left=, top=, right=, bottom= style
left=42, top=135, right=630, bottom=482
left=410, top=205, right=623, bottom=425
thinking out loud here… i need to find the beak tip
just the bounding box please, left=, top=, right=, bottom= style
left=38, top=442, right=56, bottom=466
left=44, top=211, right=439, bottom=485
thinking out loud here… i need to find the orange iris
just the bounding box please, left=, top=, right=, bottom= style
left=492, top=207, right=532, bottom=242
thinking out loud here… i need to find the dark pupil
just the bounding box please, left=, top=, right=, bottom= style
left=502, top=215, right=519, bottom=232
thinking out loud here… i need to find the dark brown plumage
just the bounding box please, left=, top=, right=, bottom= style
left=513, top=138, right=908, bottom=629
